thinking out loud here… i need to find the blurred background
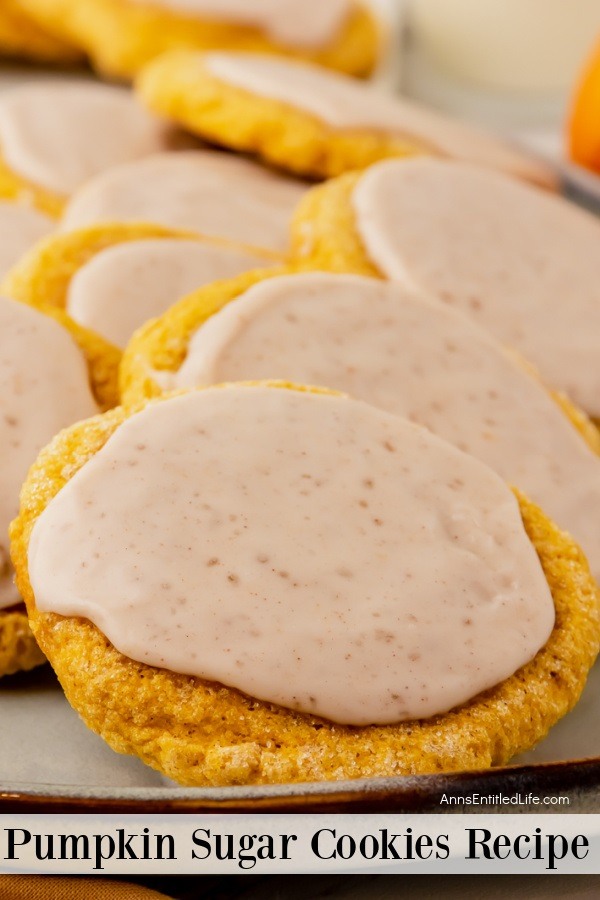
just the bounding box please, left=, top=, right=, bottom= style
left=3, top=0, right=600, bottom=191
left=380, top=0, right=600, bottom=206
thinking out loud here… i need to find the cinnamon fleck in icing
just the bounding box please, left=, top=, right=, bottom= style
left=163, top=272, right=600, bottom=582
left=29, top=386, right=554, bottom=724
left=0, top=297, right=98, bottom=608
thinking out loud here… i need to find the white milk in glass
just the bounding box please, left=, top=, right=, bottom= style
left=410, top=0, right=600, bottom=91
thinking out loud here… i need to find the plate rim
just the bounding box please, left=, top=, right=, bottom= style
left=2, top=756, right=599, bottom=812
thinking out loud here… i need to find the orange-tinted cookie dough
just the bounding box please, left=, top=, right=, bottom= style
left=13, top=0, right=380, bottom=79
left=2, top=221, right=276, bottom=352
left=11, top=383, right=600, bottom=783
left=0, top=0, right=81, bottom=64
left=137, top=50, right=555, bottom=185
left=292, top=159, right=600, bottom=418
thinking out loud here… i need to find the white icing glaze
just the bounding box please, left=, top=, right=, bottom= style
left=61, top=151, right=307, bottom=252
left=167, top=272, right=600, bottom=583
left=352, top=158, right=600, bottom=417
left=67, top=238, right=267, bottom=349
left=0, top=298, right=98, bottom=609
left=0, top=201, right=53, bottom=279
left=204, top=52, right=552, bottom=185
left=127, top=0, right=352, bottom=49
left=28, top=386, right=554, bottom=724
left=0, top=83, right=173, bottom=196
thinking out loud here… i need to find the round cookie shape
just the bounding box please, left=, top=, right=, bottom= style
left=28, top=386, right=555, bottom=723
left=0, top=82, right=176, bottom=215
left=67, top=238, right=273, bottom=349
left=60, top=151, right=308, bottom=253
left=12, top=382, right=599, bottom=783
left=2, top=222, right=279, bottom=358
left=4, top=222, right=220, bottom=319
left=12, top=0, right=380, bottom=79
left=0, top=1, right=82, bottom=63
left=121, top=270, right=600, bottom=583
left=0, top=297, right=99, bottom=609
left=0, top=608, right=45, bottom=678
left=0, top=201, right=53, bottom=280
left=137, top=50, right=556, bottom=186
left=292, top=159, right=600, bottom=418
left=2, top=224, right=134, bottom=411
left=0, top=296, right=99, bottom=676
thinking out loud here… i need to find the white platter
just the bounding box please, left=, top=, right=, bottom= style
left=1, top=660, right=599, bottom=810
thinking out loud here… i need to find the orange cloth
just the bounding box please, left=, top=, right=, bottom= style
left=0, top=876, right=172, bottom=900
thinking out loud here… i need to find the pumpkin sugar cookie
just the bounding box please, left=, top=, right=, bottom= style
left=292, top=158, right=600, bottom=420
left=13, top=0, right=380, bottom=80
left=0, top=201, right=53, bottom=280
left=0, top=1, right=81, bottom=65
left=11, top=382, right=600, bottom=784
left=60, top=150, right=308, bottom=254
left=3, top=222, right=278, bottom=350
left=121, top=269, right=600, bottom=583
left=3, top=226, right=137, bottom=407
left=0, top=608, right=45, bottom=678
left=0, top=296, right=107, bottom=677
left=137, top=50, right=556, bottom=186
left=0, top=82, right=177, bottom=218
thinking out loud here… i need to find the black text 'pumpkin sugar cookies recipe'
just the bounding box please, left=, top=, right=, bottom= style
left=11, top=383, right=600, bottom=784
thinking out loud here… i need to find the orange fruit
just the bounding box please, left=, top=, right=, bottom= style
left=569, top=38, right=600, bottom=173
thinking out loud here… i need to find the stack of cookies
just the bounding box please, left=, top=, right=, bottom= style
left=1, top=0, right=599, bottom=788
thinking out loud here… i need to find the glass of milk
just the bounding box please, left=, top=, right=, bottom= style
left=406, top=0, right=600, bottom=127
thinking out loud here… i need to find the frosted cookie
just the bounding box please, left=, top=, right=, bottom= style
left=0, top=297, right=101, bottom=677
left=11, top=382, right=599, bottom=784
left=0, top=82, right=176, bottom=218
left=122, top=270, right=600, bottom=584
left=3, top=222, right=275, bottom=351
left=60, top=151, right=307, bottom=254
left=137, top=51, right=556, bottom=186
left=0, top=1, right=81, bottom=64
left=13, top=0, right=380, bottom=80
left=293, top=159, right=600, bottom=418
left=0, top=202, right=53, bottom=280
